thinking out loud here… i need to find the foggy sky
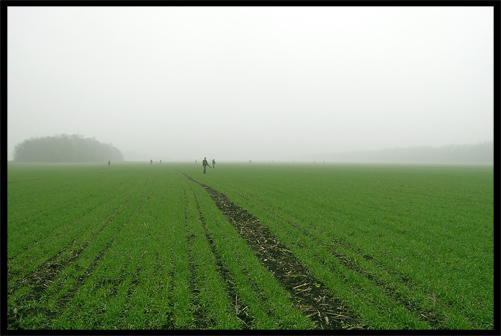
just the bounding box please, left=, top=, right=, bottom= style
left=7, top=6, right=494, bottom=162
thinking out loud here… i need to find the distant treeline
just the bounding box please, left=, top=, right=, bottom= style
left=13, top=134, right=124, bottom=163
left=315, top=142, right=494, bottom=165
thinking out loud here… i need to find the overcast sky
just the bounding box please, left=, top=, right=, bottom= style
left=7, top=6, right=494, bottom=161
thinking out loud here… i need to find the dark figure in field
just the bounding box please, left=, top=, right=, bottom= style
left=150, top=159, right=153, bottom=165
left=108, top=160, right=110, bottom=166
left=212, top=159, right=216, bottom=168
left=202, top=157, right=212, bottom=174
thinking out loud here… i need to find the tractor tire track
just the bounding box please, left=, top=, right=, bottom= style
left=189, top=186, right=254, bottom=329
left=183, top=174, right=362, bottom=330
left=182, top=186, right=205, bottom=330
left=233, top=190, right=445, bottom=328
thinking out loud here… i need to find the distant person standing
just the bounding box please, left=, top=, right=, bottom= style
left=212, top=159, right=216, bottom=168
left=202, top=157, right=212, bottom=174
left=150, top=159, right=153, bottom=165
left=108, top=160, right=110, bottom=166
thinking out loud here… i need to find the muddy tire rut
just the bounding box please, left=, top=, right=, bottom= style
left=184, top=174, right=363, bottom=330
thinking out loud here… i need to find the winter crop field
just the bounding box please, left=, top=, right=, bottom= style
left=6, top=162, right=494, bottom=330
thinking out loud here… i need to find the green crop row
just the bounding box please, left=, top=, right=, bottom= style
left=7, top=162, right=494, bottom=330
left=8, top=164, right=163, bottom=329
left=7, top=163, right=314, bottom=330
left=188, top=163, right=494, bottom=330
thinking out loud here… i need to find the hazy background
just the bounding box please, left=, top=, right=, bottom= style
left=7, top=6, right=494, bottom=162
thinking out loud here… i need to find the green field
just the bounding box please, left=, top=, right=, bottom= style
left=6, top=162, right=494, bottom=330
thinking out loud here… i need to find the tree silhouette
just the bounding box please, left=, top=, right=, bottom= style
left=13, top=134, right=124, bottom=162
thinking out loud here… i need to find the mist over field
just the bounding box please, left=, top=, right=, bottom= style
left=299, top=142, right=494, bottom=165
left=7, top=6, right=494, bottom=163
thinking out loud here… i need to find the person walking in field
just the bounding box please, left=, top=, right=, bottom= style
left=212, top=159, right=216, bottom=168
left=202, top=157, right=212, bottom=174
